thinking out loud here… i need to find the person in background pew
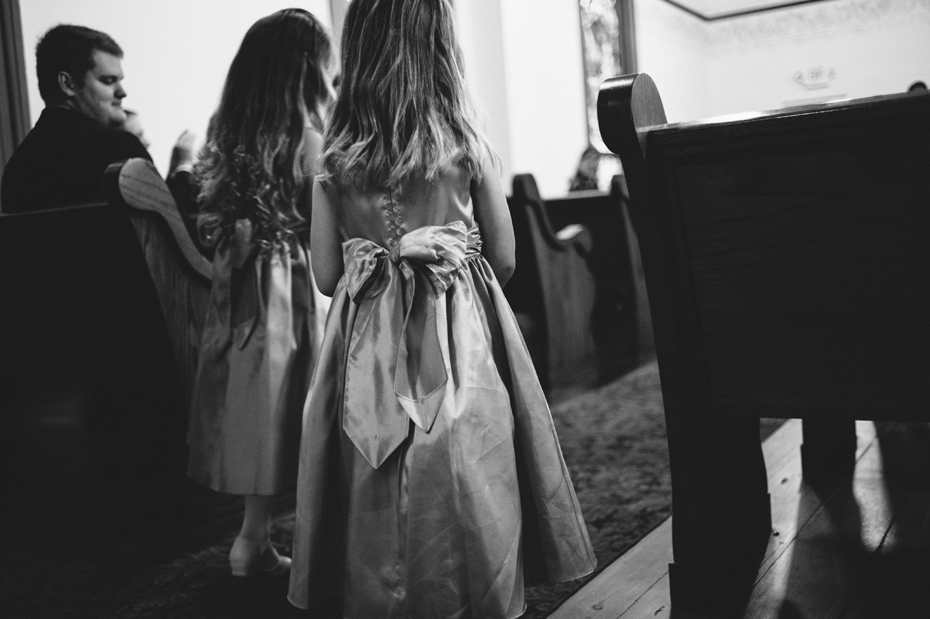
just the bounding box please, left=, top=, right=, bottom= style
left=1, top=24, right=152, bottom=213
left=287, top=1, right=595, bottom=615
left=569, top=145, right=603, bottom=191
left=121, top=109, right=150, bottom=149
left=568, top=144, right=622, bottom=192
left=165, top=128, right=196, bottom=192
left=185, top=8, right=337, bottom=580
left=163, top=129, right=207, bottom=256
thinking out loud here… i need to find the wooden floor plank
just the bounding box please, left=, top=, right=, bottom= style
left=549, top=519, right=673, bottom=619
left=745, top=425, right=887, bottom=619
left=614, top=573, right=674, bottom=619
left=554, top=419, right=806, bottom=619
left=838, top=490, right=930, bottom=619
left=553, top=419, right=926, bottom=619
left=839, top=422, right=930, bottom=619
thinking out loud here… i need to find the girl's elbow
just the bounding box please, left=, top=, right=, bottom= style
left=494, top=258, right=516, bottom=287
left=313, top=266, right=341, bottom=297
left=316, top=271, right=341, bottom=296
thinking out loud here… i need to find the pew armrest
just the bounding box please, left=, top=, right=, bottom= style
left=554, top=222, right=589, bottom=245
left=512, top=174, right=594, bottom=255
left=105, top=159, right=212, bottom=281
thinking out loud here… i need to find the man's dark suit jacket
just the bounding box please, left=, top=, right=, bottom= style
left=1, top=106, right=152, bottom=213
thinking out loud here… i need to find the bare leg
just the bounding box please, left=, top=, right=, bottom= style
left=229, top=495, right=290, bottom=576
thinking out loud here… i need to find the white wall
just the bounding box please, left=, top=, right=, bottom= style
left=19, top=1, right=333, bottom=177
left=457, top=0, right=591, bottom=198
left=706, top=0, right=930, bottom=114
left=634, top=0, right=711, bottom=122
left=454, top=0, right=514, bottom=187
left=634, top=0, right=930, bottom=123
left=499, top=0, right=589, bottom=197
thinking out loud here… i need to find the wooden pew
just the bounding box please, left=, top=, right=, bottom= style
left=597, top=73, right=930, bottom=614
left=0, top=196, right=195, bottom=531
left=506, top=174, right=596, bottom=393
left=545, top=174, right=653, bottom=372
left=0, top=198, right=186, bottom=416
left=0, top=158, right=214, bottom=533
left=505, top=173, right=652, bottom=394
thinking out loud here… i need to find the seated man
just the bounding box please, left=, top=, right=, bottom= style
left=1, top=24, right=152, bottom=213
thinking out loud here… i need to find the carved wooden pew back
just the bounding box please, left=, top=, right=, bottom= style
left=505, top=173, right=652, bottom=394
left=545, top=175, right=653, bottom=371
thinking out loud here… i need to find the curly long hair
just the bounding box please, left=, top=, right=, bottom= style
left=196, top=8, right=335, bottom=249
left=321, top=0, right=493, bottom=191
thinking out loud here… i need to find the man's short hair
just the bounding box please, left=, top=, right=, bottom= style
left=36, top=24, right=123, bottom=104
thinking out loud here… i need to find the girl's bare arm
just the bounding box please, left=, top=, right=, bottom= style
left=310, top=181, right=344, bottom=296
left=471, top=155, right=515, bottom=286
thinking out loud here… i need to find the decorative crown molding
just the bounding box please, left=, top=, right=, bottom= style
left=661, top=0, right=830, bottom=21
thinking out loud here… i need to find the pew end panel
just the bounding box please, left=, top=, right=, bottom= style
left=599, top=73, right=930, bottom=614
left=506, top=174, right=599, bottom=393
left=545, top=174, right=654, bottom=373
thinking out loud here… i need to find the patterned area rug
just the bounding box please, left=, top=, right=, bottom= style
left=0, top=361, right=781, bottom=618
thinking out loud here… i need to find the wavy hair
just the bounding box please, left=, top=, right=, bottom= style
left=196, top=8, right=335, bottom=250
left=321, top=0, right=493, bottom=190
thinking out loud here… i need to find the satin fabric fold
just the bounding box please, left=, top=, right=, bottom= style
left=342, top=221, right=473, bottom=469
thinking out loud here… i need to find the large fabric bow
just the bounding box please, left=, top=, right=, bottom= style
left=341, top=221, right=469, bottom=469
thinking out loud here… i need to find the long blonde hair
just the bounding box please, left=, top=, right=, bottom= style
left=321, top=0, right=493, bottom=190
left=196, top=8, right=335, bottom=248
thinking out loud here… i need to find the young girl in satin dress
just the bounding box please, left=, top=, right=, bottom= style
left=186, top=8, right=336, bottom=578
left=288, top=1, right=595, bottom=616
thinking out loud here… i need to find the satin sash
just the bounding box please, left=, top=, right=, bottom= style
left=341, top=221, right=480, bottom=469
